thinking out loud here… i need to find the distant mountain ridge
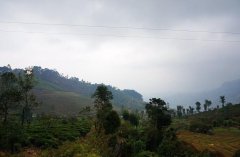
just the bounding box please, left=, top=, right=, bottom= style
left=167, top=78, right=240, bottom=108
left=211, top=78, right=240, bottom=104
left=0, top=66, right=145, bottom=115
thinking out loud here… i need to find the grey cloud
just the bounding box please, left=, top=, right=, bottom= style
left=0, top=0, right=240, bottom=104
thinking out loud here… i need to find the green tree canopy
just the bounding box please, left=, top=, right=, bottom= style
left=195, top=101, right=201, bottom=113
left=204, top=99, right=212, bottom=111
left=220, top=96, right=226, bottom=108
left=18, top=68, right=39, bottom=125
left=0, top=72, right=22, bottom=123
left=92, top=84, right=120, bottom=134
left=177, top=105, right=183, bottom=117
left=103, top=110, right=121, bottom=134
left=92, top=84, right=113, bottom=111
left=145, top=98, right=171, bottom=130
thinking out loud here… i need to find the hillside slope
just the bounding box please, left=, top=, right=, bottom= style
left=0, top=66, right=145, bottom=115
left=176, top=104, right=240, bottom=157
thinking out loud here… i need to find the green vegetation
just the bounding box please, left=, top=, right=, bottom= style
left=0, top=72, right=22, bottom=123
left=0, top=70, right=199, bottom=156
left=173, top=103, right=240, bottom=156
left=189, top=120, right=213, bottom=134
left=1, top=67, right=240, bottom=157
left=0, top=66, right=145, bottom=115
left=0, top=69, right=92, bottom=154
left=220, top=96, right=226, bottom=108
left=204, top=99, right=212, bottom=112
left=0, top=117, right=91, bottom=150
left=32, top=66, right=145, bottom=112
left=196, top=101, right=201, bottom=113
left=190, top=104, right=240, bottom=128
left=92, top=84, right=121, bottom=134
left=122, top=110, right=139, bottom=126
left=35, top=90, right=93, bottom=115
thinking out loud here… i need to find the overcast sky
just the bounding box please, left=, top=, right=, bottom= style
left=0, top=0, right=240, bottom=100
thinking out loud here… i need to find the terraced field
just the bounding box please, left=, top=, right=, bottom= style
left=177, top=128, right=240, bottom=157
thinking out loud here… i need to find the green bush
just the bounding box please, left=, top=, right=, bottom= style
left=103, top=110, right=120, bottom=134
left=136, top=151, right=158, bottom=157
left=223, top=119, right=239, bottom=127
left=133, top=140, right=145, bottom=154
left=28, top=135, right=59, bottom=148
left=0, top=122, right=26, bottom=152
left=145, top=128, right=163, bottom=151
left=22, top=117, right=92, bottom=148
left=189, top=120, right=213, bottom=134
left=128, top=113, right=139, bottom=126
left=158, top=128, right=182, bottom=157
left=212, top=120, right=219, bottom=127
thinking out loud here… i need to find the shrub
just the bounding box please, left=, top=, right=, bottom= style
left=103, top=110, right=121, bottom=134
left=189, top=120, right=213, bottom=134
left=158, top=128, right=182, bottom=157
left=133, top=140, right=145, bottom=154
left=223, top=119, right=239, bottom=127
left=0, top=122, right=26, bottom=152
left=128, top=113, right=139, bottom=126
left=122, top=110, right=130, bottom=121
left=136, top=151, right=158, bottom=157
left=212, top=120, right=219, bottom=127
left=145, top=128, right=163, bottom=151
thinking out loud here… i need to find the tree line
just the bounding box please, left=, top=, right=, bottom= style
left=0, top=67, right=228, bottom=156
left=176, top=96, right=229, bottom=117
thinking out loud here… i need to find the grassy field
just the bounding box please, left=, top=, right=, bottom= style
left=177, top=127, right=240, bottom=157
left=34, top=90, right=93, bottom=115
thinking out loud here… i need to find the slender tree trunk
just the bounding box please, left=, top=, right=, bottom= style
left=3, top=110, right=7, bottom=124
left=21, top=107, right=25, bottom=126
left=21, top=93, right=28, bottom=126
left=3, top=103, right=8, bottom=124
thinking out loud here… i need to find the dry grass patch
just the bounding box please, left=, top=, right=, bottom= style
left=177, top=128, right=240, bottom=157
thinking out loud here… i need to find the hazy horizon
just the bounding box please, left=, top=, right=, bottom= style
left=1, top=0, right=240, bottom=101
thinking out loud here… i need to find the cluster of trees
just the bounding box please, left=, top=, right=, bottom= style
left=190, top=103, right=240, bottom=131
left=194, top=99, right=212, bottom=113
left=0, top=68, right=92, bottom=153
left=176, top=105, right=194, bottom=117
left=176, top=96, right=229, bottom=118
left=1, top=67, right=233, bottom=156
left=92, top=84, right=121, bottom=134
left=0, top=68, right=39, bottom=152
left=90, top=86, right=209, bottom=157
left=174, top=96, right=240, bottom=136
left=0, top=67, right=38, bottom=125
left=122, top=109, right=139, bottom=126
left=0, top=68, right=35, bottom=151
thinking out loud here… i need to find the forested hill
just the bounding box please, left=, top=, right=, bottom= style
left=0, top=66, right=145, bottom=114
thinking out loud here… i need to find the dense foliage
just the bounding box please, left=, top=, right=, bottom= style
left=1, top=68, right=239, bottom=157
left=0, top=117, right=91, bottom=150
left=92, top=85, right=121, bottom=134
left=0, top=70, right=92, bottom=153
left=190, top=104, right=240, bottom=128
left=189, top=120, right=213, bottom=134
